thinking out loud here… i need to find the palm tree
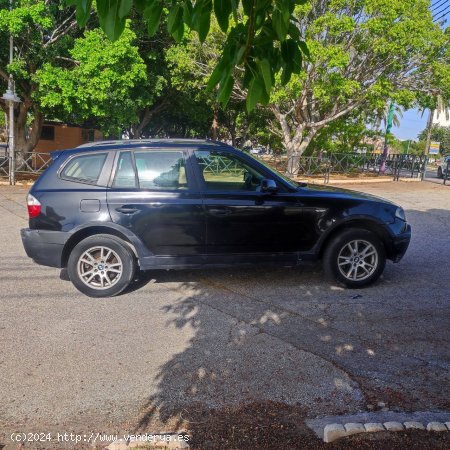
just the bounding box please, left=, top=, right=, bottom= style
left=374, top=103, right=404, bottom=130
left=420, top=95, right=449, bottom=154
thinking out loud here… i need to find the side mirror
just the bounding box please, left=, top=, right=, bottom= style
left=260, top=179, right=278, bottom=194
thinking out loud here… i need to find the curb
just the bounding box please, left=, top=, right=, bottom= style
left=323, top=420, right=450, bottom=443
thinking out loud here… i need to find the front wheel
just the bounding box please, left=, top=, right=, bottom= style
left=67, top=234, right=135, bottom=297
left=323, top=229, right=386, bottom=288
left=437, top=166, right=443, bottom=179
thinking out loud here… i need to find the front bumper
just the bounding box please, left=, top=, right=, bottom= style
left=20, top=229, right=69, bottom=268
left=390, top=223, right=411, bottom=263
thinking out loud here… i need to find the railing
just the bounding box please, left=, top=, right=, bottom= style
left=0, top=149, right=53, bottom=182
left=15, top=152, right=53, bottom=174
left=269, top=152, right=429, bottom=183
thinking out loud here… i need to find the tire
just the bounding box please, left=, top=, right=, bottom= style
left=323, top=228, right=386, bottom=288
left=437, top=167, right=443, bottom=179
left=67, top=234, right=135, bottom=297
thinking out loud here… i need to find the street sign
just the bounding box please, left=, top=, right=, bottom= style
left=429, top=142, right=440, bottom=155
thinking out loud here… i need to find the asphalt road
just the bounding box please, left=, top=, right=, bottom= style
left=0, top=181, right=449, bottom=448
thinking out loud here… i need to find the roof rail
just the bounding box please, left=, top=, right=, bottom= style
left=76, top=138, right=230, bottom=149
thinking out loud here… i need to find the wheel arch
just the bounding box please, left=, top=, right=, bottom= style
left=61, top=225, right=143, bottom=268
left=318, top=219, right=393, bottom=260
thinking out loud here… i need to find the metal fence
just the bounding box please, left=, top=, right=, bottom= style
left=259, top=152, right=428, bottom=183
left=0, top=149, right=52, bottom=183
left=0, top=147, right=434, bottom=186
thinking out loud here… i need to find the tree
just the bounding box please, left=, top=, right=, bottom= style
left=67, top=0, right=310, bottom=110
left=418, top=124, right=450, bottom=155
left=0, top=1, right=151, bottom=155
left=35, top=24, right=147, bottom=137
left=166, top=20, right=281, bottom=146
left=306, top=114, right=378, bottom=155
left=0, top=0, right=82, bottom=155
left=269, top=0, right=449, bottom=169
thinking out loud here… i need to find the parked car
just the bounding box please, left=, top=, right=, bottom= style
left=249, top=146, right=266, bottom=155
left=21, top=139, right=411, bottom=297
left=437, top=155, right=450, bottom=178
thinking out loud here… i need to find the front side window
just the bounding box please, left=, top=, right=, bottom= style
left=61, top=153, right=107, bottom=184
left=194, top=150, right=266, bottom=191
left=134, top=151, right=187, bottom=190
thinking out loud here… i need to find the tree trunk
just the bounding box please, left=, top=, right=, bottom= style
left=271, top=105, right=318, bottom=174
left=285, top=130, right=316, bottom=176
left=211, top=106, right=219, bottom=141
left=132, top=101, right=169, bottom=138
left=424, top=109, right=434, bottom=155
left=14, top=103, right=43, bottom=169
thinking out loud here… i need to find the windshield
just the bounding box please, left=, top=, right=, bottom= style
left=246, top=152, right=301, bottom=189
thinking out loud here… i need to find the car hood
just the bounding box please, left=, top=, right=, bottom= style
left=298, top=183, right=395, bottom=205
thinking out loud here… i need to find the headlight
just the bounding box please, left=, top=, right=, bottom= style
left=395, top=207, right=406, bottom=222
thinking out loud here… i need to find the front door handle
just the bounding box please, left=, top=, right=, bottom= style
left=116, top=205, right=139, bottom=214
left=209, top=207, right=232, bottom=216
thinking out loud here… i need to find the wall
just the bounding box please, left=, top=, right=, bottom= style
left=34, top=124, right=90, bottom=153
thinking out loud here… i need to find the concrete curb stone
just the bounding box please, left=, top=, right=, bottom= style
left=344, top=423, right=365, bottom=436
left=383, top=421, right=404, bottom=432
left=321, top=419, right=450, bottom=443
left=427, top=422, right=448, bottom=432
left=364, top=423, right=385, bottom=433
left=404, top=421, right=426, bottom=430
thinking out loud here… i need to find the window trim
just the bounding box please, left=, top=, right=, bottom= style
left=58, top=151, right=110, bottom=186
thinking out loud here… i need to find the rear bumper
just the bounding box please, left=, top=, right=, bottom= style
left=390, top=223, right=411, bottom=263
left=20, top=229, right=69, bottom=268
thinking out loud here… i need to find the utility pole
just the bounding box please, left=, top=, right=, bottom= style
left=1, top=0, right=21, bottom=185
left=380, top=102, right=395, bottom=173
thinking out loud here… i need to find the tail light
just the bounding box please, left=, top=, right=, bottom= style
left=27, top=194, right=41, bottom=218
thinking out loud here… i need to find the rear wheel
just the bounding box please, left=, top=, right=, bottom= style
left=323, top=229, right=386, bottom=288
left=437, top=166, right=443, bottom=178
left=67, top=234, right=135, bottom=297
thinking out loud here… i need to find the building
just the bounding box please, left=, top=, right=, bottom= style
left=34, top=122, right=102, bottom=154
left=31, top=122, right=102, bottom=168
left=433, top=109, right=450, bottom=127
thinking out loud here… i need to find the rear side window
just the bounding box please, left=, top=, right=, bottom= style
left=134, top=151, right=187, bottom=190
left=61, top=153, right=107, bottom=184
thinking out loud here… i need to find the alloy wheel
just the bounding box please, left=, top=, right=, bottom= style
left=337, top=239, right=379, bottom=282
left=77, top=246, right=123, bottom=290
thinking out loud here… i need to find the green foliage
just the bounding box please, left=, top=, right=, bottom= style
left=35, top=24, right=147, bottom=135
left=66, top=0, right=310, bottom=111
left=418, top=124, right=450, bottom=155
left=306, top=115, right=377, bottom=155
left=0, top=1, right=163, bottom=145
left=167, top=18, right=285, bottom=145
left=269, top=0, right=449, bottom=155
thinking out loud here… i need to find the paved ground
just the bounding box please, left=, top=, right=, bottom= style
left=424, top=166, right=450, bottom=185
left=0, top=181, right=448, bottom=448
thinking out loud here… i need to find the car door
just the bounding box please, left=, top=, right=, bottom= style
left=107, top=149, right=205, bottom=256
left=193, top=149, right=307, bottom=258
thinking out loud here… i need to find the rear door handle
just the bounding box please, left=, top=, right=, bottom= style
left=116, top=205, right=139, bottom=214
left=209, top=207, right=232, bottom=216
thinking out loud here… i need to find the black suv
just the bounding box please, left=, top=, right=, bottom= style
left=21, top=139, right=411, bottom=297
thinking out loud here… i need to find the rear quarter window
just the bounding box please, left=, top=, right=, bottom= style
left=60, top=153, right=108, bottom=184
